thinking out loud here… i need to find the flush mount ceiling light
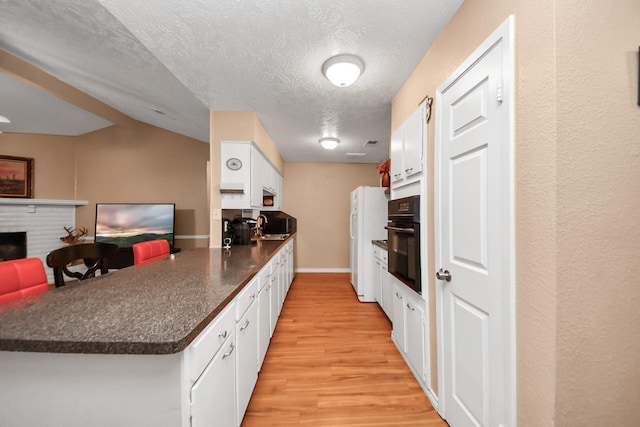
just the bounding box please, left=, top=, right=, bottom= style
left=0, top=115, right=11, bottom=123
left=322, top=54, right=364, bottom=87
left=319, top=137, right=340, bottom=150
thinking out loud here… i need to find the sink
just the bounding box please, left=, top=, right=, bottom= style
left=251, top=234, right=290, bottom=241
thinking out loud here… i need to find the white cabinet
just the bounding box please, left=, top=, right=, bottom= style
left=381, top=262, right=392, bottom=320
left=391, top=278, right=427, bottom=385
left=257, top=270, right=271, bottom=370
left=269, top=259, right=279, bottom=337
left=372, top=245, right=383, bottom=304
left=221, top=141, right=283, bottom=210
left=190, top=330, right=236, bottom=427
left=221, top=142, right=252, bottom=210
left=250, top=146, right=265, bottom=208
left=405, top=295, right=426, bottom=383
left=390, top=103, right=425, bottom=189
left=236, top=292, right=259, bottom=423
left=392, top=282, right=406, bottom=352
left=372, top=244, right=391, bottom=319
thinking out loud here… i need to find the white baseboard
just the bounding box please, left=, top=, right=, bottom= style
left=295, top=268, right=351, bottom=273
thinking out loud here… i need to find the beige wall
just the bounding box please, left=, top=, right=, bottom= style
left=283, top=162, right=380, bottom=269
left=0, top=133, right=77, bottom=200
left=393, top=0, right=640, bottom=425
left=74, top=123, right=210, bottom=250
left=1, top=125, right=210, bottom=250
left=555, top=0, right=640, bottom=424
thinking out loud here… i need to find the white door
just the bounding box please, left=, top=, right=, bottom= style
left=435, top=18, right=514, bottom=427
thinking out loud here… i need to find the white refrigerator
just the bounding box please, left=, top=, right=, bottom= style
left=350, top=186, right=388, bottom=302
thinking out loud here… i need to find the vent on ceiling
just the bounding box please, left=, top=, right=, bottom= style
left=363, top=140, right=378, bottom=147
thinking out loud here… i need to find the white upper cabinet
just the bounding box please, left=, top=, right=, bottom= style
left=221, top=141, right=283, bottom=210
left=250, top=146, right=265, bottom=207
left=390, top=102, right=426, bottom=189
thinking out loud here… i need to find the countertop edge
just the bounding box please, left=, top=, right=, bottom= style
left=0, top=234, right=295, bottom=355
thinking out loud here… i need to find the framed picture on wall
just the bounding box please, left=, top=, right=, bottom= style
left=0, top=155, right=34, bottom=198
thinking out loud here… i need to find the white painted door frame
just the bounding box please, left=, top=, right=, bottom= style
left=434, top=16, right=516, bottom=427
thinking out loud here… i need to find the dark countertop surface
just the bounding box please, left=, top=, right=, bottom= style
left=0, top=237, right=293, bottom=355
left=372, top=240, right=388, bottom=250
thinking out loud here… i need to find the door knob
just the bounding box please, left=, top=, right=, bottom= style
left=436, top=268, right=452, bottom=282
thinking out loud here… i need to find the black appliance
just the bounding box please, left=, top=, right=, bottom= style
left=259, top=211, right=297, bottom=235
left=386, top=195, right=421, bottom=294
left=222, top=218, right=233, bottom=246
left=230, top=217, right=256, bottom=245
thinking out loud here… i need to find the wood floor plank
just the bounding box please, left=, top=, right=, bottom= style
left=242, top=273, right=448, bottom=427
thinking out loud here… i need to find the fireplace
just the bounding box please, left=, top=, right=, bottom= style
left=0, top=198, right=88, bottom=283
left=0, top=231, right=27, bottom=262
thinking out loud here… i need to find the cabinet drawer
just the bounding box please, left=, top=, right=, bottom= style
left=372, top=246, right=381, bottom=259
left=236, top=277, right=258, bottom=321
left=189, top=304, right=235, bottom=382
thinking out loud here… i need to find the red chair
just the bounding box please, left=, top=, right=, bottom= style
left=0, top=258, right=49, bottom=304
left=133, top=240, right=170, bottom=265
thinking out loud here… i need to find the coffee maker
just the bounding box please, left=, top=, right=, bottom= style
left=229, top=217, right=257, bottom=245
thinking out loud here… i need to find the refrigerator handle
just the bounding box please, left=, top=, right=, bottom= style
left=349, top=211, right=355, bottom=239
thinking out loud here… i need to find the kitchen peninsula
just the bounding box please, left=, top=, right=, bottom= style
left=0, top=236, right=295, bottom=427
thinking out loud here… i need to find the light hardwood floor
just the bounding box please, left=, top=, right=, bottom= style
left=242, top=273, right=448, bottom=427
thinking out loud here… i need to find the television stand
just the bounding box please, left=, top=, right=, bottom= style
left=108, top=247, right=181, bottom=269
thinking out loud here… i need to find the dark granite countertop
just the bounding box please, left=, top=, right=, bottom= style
left=372, top=240, right=388, bottom=250
left=0, top=236, right=294, bottom=355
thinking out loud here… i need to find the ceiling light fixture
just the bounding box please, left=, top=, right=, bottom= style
left=322, top=54, right=364, bottom=87
left=0, top=115, right=11, bottom=123
left=319, top=137, right=340, bottom=150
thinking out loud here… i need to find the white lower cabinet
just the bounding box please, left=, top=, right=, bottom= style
left=257, top=271, right=271, bottom=369
left=236, top=296, right=259, bottom=423
left=189, top=243, right=294, bottom=427
left=405, top=293, right=426, bottom=383
left=391, top=278, right=427, bottom=385
left=372, top=246, right=383, bottom=304
left=190, top=331, right=236, bottom=427
left=372, top=244, right=391, bottom=319
left=269, top=258, right=280, bottom=337
left=392, top=282, right=406, bottom=352
left=380, top=262, right=392, bottom=320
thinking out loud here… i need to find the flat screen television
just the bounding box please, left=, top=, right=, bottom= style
left=95, top=203, right=175, bottom=248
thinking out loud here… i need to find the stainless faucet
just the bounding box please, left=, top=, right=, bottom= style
left=255, top=214, right=268, bottom=237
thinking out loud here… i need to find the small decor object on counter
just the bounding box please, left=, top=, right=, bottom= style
left=0, top=155, right=33, bottom=198
left=60, top=226, right=88, bottom=246
left=377, top=159, right=390, bottom=188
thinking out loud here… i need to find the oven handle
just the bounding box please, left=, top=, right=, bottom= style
left=385, top=225, right=415, bottom=234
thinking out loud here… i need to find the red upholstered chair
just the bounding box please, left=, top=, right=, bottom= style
left=0, top=258, right=49, bottom=304
left=133, top=240, right=170, bottom=265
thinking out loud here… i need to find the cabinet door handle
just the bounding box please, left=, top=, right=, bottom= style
left=406, top=303, right=415, bottom=311
left=250, top=293, right=256, bottom=300
left=240, top=319, right=250, bottom=331
left=395, top=292, right=402, bottom=299
left=222, top=343, right=235, bottom=359
left=405, top=167, right=413, bottom=173
left=218, top=330, right=228, bottom=339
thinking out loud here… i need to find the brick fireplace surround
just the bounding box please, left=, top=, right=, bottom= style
left=0, top=199, right=88, bottom=283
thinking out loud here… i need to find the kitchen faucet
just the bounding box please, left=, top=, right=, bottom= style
left=255, top=214, right=268, bottom=237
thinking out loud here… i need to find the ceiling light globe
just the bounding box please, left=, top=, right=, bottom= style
left=319, top=137, right=340, bottom=150
left=322, top=54, right=364, bottom=87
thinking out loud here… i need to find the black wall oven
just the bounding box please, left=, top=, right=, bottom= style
left=386, top=195, right=421, bottom=294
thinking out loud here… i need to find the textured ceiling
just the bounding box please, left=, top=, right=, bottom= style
left=0, top=0, right=463, bottom=163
